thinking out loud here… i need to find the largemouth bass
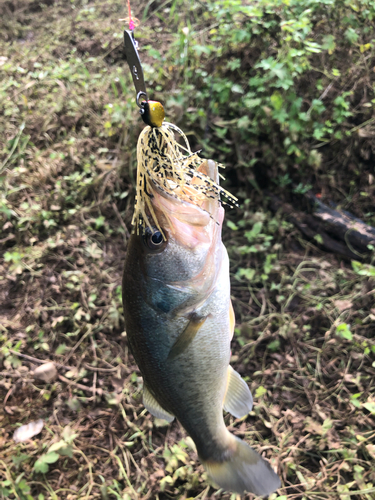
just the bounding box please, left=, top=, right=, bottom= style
left=122, top=123, right=280, bottom=496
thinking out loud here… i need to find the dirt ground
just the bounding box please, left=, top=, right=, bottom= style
left=1, top=1, right=375, bottom=499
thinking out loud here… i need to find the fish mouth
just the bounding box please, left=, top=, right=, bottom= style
left=148, top=160, right=225, bottom=248
left=147, top=160, right=226, bottom=310
left=132, top=123, right=237, bottom=241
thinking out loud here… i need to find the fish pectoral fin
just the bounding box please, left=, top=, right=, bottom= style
left=143, top=386, right=175, bottom=423
left=167, top=313, right=209, bottom=361
left=223, top=366, right=253, bottom=418
left=229, top=300, right=235, bottom=341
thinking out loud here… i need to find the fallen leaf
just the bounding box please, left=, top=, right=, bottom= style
left=111, top=376, right=126, bottom=393
left=13, top=419, right=44, bottom=443
left=33, top=362, right=58, bottom=383
left=334, top=299, right=353, bottom=311
left=304, top=417, right=323, bottom=435
left=363, top=402, right=375, bottom=414
left=153, top=418, right=171, bottom=428
left=366, top=444, right=375, bottom=459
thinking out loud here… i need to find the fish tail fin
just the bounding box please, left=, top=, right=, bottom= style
left=201, top=434, right=281, bottom=496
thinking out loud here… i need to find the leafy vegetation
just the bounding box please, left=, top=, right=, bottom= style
left=1, top=0, right=374, bottom=499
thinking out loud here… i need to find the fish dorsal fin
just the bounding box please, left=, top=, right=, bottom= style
left=223, top=366, right=253, bottom=418
left=167, top=314, right=209, bottom=361
left=143, top=385, right=175, bottom=423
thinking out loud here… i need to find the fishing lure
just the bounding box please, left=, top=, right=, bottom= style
left=123, top=28, right=238, bottom=237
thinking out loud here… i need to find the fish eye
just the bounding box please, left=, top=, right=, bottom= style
left=144, top=229, right=167, bottom=251
left=151, top=231, right=163, bottom=245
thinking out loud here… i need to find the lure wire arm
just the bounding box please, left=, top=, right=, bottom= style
left=123, top=28, right=165, bottom=127
left=124, top=29, right=148, bottom=107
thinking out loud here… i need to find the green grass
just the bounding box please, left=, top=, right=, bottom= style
left=1, top=1, right=375, bottom=499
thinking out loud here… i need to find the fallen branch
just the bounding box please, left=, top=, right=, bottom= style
left=269, top=196, right=365, bottom=260
left=304, top=192, right=375, bottom=253
left=9, top=349, right=117, bottom=374
left=9, top=350, right=73, bottom=371
left=58, top=374, right=103, bottom=396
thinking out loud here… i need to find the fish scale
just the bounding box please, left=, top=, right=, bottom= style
left=124, top=242, right=231, bottom=456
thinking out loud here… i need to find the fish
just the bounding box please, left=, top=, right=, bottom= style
left=122, top=122, right=281, bottom=496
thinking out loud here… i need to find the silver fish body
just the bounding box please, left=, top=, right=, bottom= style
left=122, top=160, right=280, bottom=496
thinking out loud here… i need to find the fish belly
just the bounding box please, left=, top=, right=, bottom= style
left=123, top=243, right=232, bottom=459
left=167, top=248, right=232, bottom=458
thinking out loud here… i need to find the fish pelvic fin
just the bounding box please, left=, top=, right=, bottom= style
left=223, top=366, right=253, bottom=418
left=201, top=435, right=281, bottom=496
left=143, top=385, right=175, bottom=423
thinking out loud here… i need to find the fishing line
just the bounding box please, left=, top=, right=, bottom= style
left=127, top=0, right=135, bottom=30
